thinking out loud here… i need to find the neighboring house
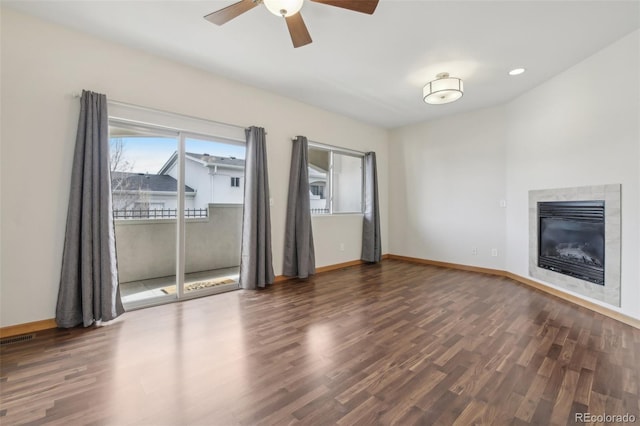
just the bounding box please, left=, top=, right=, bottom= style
left=111, top=171, right=195, bottom=211
left=112, top=152, right=328, bottom=214
left=309, top=163, right=328, bottom=212
left=159, top=152, right=246, bottom=208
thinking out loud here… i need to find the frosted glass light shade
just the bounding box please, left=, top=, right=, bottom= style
left=263, top=0, right=304, bottom=17
left=423, top=73, right=464, bottom=105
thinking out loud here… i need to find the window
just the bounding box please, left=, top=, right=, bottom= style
left=231, top=177, right=241, bottom=187
left=310, top=183, right=325, bottom=198
left=308, top=144, right=363, bottom=215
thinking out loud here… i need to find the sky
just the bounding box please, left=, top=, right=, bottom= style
left=110, top=136, right=246, bottom=174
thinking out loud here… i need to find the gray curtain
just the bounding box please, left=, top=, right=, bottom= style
left=283, top=136, right=316, bottom=278
left=362, top=151, right=382, bottom=262
left=240, top=126, right=275, bottom=289
left=56, top=90, right=124, bottom=328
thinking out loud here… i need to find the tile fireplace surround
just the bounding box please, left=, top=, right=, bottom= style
left=529, top=184, right=621, bottom=307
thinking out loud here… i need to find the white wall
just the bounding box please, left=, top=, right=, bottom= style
left=186, top=158, right=214, bottom=208
left=505, top=30, right=640, bottom=319
left=389, top=30, right=640, bottom=320
left=389, top=106, right=508, bottom=270
left=177, top=157, right=245, bottom=207
left=211, top=170, right=244, bottom=205
left=0, top=8, right=389, bottom=327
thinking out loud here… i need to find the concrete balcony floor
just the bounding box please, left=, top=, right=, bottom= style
left=120, top=266, right=240, bottom=305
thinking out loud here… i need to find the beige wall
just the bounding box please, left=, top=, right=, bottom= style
left=0, top=8, right=389, bottom=327
left=389, top=106, right=508, bottom=269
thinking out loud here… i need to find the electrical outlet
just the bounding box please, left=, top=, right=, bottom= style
left=339, top=243, right=345, bottom=251
left=472, top=247, right=478, bottom=255
left=491, top=248, right=498, bottom=257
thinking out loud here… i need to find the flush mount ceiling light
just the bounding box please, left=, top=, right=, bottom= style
left=263, top=0, right=304, bottom=17
left=509, top=68, right=526, bottom=76
left=423, top=72, right=464, bottom=105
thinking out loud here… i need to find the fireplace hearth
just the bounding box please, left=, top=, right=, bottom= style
left=537, top=201, right=604, bottom=285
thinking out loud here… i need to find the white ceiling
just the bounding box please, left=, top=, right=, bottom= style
left=4, top=0, right=639, bottom=128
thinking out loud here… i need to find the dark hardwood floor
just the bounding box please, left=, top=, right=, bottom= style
left=1, top=259, right=639, bottom=425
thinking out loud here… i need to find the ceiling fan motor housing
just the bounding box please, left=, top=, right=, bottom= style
left=263, top=0, right=304, bottom=17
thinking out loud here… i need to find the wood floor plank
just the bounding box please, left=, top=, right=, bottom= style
left=514, top=373, right=548, bottom=423
left=574, top=368, right=594, bottom=406
left=550, top=369, right=580, bottom=424
left=1, top=259, right=639, bottom=425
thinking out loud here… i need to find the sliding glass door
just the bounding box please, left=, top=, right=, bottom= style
left=109, top=122, right=244, bottom=309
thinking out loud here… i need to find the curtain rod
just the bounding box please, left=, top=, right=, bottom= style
left=72, top=92, right=248, bottom=132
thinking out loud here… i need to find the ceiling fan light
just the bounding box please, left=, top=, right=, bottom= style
left=423, top=73, right=464, bottom=105
left=263, top=0, right=304, bottom=17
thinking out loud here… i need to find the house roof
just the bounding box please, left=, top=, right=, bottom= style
left=186, top=152, right=245, bottom=168
left=308, top=163, right=327, bottom=179
left=157, top=151, right=246, bottom=175
left=111, top=172, right=195, bottom=193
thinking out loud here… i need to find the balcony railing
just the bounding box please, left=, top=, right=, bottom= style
left=113, top=208, right=208, bottom=219
left=311, top=208, right=330, bottom=215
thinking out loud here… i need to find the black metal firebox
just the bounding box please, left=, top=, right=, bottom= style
left=538, top=201, right=605, bottom=285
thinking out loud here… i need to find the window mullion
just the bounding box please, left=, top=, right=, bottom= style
left=176, top=133, right=186, bottom=299
left=329, top=151, right=334, bottom=215
left=361, top=158, right=365, bottom=213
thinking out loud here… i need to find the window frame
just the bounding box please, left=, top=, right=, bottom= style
left=107, top=102, right=246, bottom=308
left=308, top=142, right=364, bottom=216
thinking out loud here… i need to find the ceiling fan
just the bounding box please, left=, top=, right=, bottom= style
left=204, top=0, right=379, bottom=48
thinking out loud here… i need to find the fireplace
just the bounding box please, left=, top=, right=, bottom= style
left=529, top=185, right=620, bottom=307
left=537, top=201, right=605, bottom=285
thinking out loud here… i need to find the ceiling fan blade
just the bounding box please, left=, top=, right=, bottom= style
left=310, top=0, right=379, bottom=14
left=285, top=13, right=312, bottom=48
left=204, top=0, right=259, bottom=25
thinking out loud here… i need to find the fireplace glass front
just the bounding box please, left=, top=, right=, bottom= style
left=538, top=201, right=605, bottom=285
